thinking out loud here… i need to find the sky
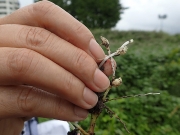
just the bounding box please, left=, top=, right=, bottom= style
left=19, top=0, right=180, bottom=34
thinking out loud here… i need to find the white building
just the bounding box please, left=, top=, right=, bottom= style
left=0, top=0, right=19, bottom=18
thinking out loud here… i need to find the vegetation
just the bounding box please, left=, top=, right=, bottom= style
left=45, top=0, right=124, bottom=28
left=78, top=30, right=180, bottom=135
left=93, top=30, right=180, bottom=97
left=39, top=30, right=180, bottom=135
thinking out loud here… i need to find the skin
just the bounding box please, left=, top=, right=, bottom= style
left=0, top=1, right=114, bottom=135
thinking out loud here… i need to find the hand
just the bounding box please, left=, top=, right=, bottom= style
left=0, top=1, right=113, bottom=134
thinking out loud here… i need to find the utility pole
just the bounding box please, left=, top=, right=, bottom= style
left=158, top=14, right=167, bottom=32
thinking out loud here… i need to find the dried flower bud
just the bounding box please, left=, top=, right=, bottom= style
left=130, top=39, right=134, bottom=43
left=100, top=36, right=109, bottom=48
left=120, top=46, right=128, bottom=55
left=112, top=77, right=122, bottom=87
left=115, top=46, right=128, bottom=56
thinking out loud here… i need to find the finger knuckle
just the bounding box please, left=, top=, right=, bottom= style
left=63, top=74, right=84, bottom=98
left=17, top=87, right=36, bottom=113
left=75, top=51, right=96, bottom=77
left=64, top=74, right=75, bottom=92
left=75, top=51, right=89, bottom=69
left=73, top=23, right=93, bottom=39
left=74, top=23, right=84, bottom=33
left=32, top=1, right=56, bottom=16
left=71, top=22, right=93, bottom=42
left=53, top=98, right=66, bottom=117
left=7, top=49, right=36, bottom=77
left=18, top=26, right=52, bottom=48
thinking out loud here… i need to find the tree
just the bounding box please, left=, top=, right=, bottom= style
left=46, top=0, right=124, bottom=29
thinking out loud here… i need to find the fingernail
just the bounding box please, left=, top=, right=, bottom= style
left=74, top=106, right=88, bottom=118
left=89, top=39, right=105, bottom=61
left=83, top=87, right=98, bottom=106
left=94, top=68, right=110, bottom=91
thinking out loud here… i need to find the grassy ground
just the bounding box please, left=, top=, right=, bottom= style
left=92, top=29, right=180, bottom=58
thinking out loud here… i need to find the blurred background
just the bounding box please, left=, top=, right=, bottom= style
left=16, top=0, right=180, bottom=34
left=1, top=0, right=179, bottom=135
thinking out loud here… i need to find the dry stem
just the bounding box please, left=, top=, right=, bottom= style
left=105, top=93, right=160, bottom=102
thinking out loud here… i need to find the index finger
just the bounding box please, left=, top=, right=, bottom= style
left=0, top=1, right=105, bottom=62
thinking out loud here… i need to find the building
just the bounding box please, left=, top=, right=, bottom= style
left=0, top=0, right=19, bottom=18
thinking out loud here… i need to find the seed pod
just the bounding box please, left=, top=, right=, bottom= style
left=115, top=46, right=128, bottom=56
left=112, top=77, right=122, bottom=87
left=100, top=36, right=109, bottom=48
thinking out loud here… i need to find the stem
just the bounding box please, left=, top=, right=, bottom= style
left=121, top=39, right=133, bottom=48
left=105, top=93, right=160, bottom=102
left=104, top=105, right=130, bottom=133
left=68, top=122, right=75, bottom=130
left=72, top=122, right=89, bottom=135
left=99, top=53, right=116, bottom=68
left=88, top=114, right=100, bottom=135
left=99, top=39, right=133, bottom=68
left=102, top=86, right=111, bottom=101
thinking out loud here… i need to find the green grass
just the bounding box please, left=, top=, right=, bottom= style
left=92, top=29, right=180, bottom=58
left=38, top=117, right=52, bottom=123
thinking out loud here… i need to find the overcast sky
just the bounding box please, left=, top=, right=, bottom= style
left=19, top=0, right=180, bottom=34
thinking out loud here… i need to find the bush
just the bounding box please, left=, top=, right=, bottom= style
left=40, top=30, right=180, bottom=135
left=79, top=30, right=180, bottom=135
left=80, top=90, right=180, bottom=135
